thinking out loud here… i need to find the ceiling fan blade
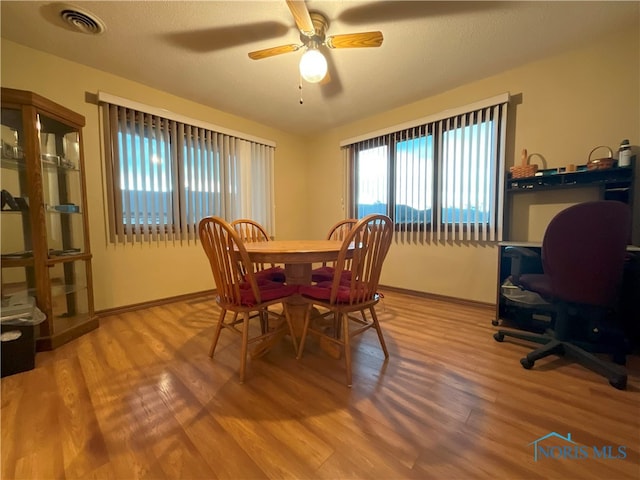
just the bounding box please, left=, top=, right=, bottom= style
left=286, top=0, right=315, bottom=37
left=163, top=22, right=289, bottom=53
left=325, top=31, right=384, bottom=49
left=248, top=44, right=301, bottom=60
left=337, top=1, right=501, bottom=25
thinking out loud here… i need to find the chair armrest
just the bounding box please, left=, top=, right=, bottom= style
left=504, top=246, right=540, bottom=284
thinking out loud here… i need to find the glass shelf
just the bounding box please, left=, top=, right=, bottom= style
left=0, top=209, right=29, bottom=214
left=1, top=157, right=27, bottom=170
left=40, top=155, right=80, bottom=172
left=51, top=283, right=86, bottom=298
left=45, top=206, right=82, bottom=214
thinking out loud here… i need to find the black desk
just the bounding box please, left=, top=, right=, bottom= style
left=494, top=242, right=640, bottom=346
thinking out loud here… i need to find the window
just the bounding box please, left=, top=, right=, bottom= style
left=117, top=115, right=175, bottom=229
left=344, top=95, right=508, bottom=242
left=101, top=98, right=276, bottom=244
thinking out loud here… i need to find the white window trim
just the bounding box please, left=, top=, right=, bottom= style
left=340, top=93, right=510, bottom=147
left=97, top=91, right=276, bottom=148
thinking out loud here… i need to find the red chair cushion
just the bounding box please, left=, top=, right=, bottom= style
left=254, top=266, right=286, bottom=283
left=311, top=266, right=335, bottom=283
left=239, top=281, right=298, bottom=306
left=239, top=276, right=273, bottom=289
left=311, top=267, right=352, bottom=284
left=299, top=281, right=371, bottom=303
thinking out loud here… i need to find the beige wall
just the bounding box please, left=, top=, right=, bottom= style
left=1, top=40, right=310, bottom=310
left=2, top=24, right=638, bottom=308
left=307, top=26, right=639, bottom=303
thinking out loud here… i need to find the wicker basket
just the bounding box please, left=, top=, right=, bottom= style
left=587, top=145, right=614, bottom=170
left=510, top=149, right=538, bottom=178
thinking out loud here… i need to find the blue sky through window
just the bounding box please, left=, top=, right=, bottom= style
left=118, top=131, right=171, bottom=193
left=356, top=119, right=494, bottom=225
left=118, top=131, right=172, bottom=225
left=442, top=120, right=493, bottom=223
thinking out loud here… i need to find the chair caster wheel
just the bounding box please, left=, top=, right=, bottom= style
left=493, top=332, right=504, bottom=342
left=491, top=319, right=499, bottom=326
left=609, top=377, right=627, bottom=390
left=520, top=357, right=534, bottom=369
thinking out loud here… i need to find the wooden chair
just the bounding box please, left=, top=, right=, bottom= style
left=311, top=218, right=358, bottom=283
left=199, top=216, right=298, bottom=383
left=327, top=218, right=359, bottom=241
left=297, top=214, right=393, bottom=386
left=230, top=218, right=285, bottom=282
left=230, top=218, right=271, bottom=242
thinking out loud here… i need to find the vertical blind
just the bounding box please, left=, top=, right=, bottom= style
left=342, top=94, right=508, bottom=243
left=101, top=101, right=276, bottom=245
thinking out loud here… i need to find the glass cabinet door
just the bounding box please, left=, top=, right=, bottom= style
left=1, top=106, right=34, bottom=305
left=37, top=112, right=92, bottom=337
left=38, top=113, right=86, bottom=256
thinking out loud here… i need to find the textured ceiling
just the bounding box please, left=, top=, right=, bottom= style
left=1, top=1, right=638, bottom=135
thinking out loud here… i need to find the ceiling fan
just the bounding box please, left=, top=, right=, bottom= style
left=248, top=0, right=384, bottom=84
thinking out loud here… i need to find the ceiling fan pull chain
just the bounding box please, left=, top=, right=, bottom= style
left=298, top=76, right=304, bottom=105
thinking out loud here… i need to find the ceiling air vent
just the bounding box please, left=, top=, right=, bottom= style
left=59, top=5, right=106, bottom=35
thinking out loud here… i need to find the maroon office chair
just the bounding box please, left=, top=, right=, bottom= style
left=494, top=201, right=631, bottom=389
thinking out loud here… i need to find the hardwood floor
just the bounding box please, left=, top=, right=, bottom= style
left=2, top=290, right=639, bottom=479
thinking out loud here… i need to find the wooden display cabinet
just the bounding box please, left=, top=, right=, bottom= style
left=1, top=87, right=97, bottom=350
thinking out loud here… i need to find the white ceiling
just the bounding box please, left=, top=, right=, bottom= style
left=1, top=1, right=638, bottom=135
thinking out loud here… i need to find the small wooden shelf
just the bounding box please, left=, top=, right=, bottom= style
left=507, top=165, right=633, bottom=192
left=504, top=162, right=635, bottom=244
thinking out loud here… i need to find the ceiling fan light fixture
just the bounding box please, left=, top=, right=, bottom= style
left=299, top=48, right=327, bottom=83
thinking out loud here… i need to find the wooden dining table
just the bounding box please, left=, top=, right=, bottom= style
left=243, top=239, right=345, bottom=285
left=242, top=239, right=350, bottom=357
